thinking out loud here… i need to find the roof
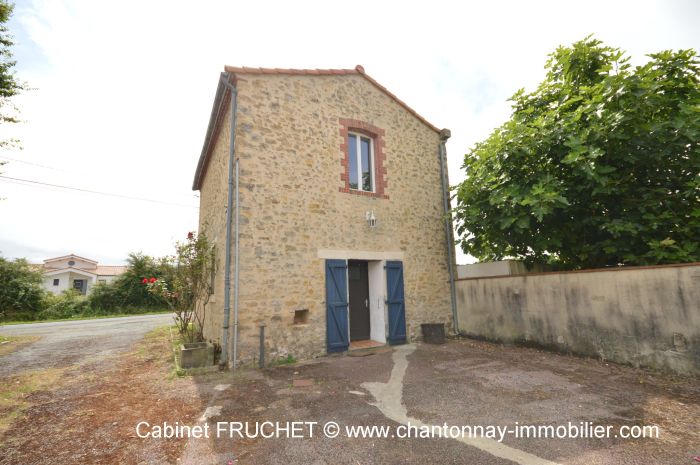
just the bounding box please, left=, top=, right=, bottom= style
left=44, top=267, right=97, bottom=278
left=192, top=65, right=442, bottom=190
left=43, top=265, right=127, bottom=278
left=95, top=265, right=128, bottom=276
left=44, top=253, right=98, bottom=265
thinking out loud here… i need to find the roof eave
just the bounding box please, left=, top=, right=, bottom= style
left=192, top=73, right=234, bottom=191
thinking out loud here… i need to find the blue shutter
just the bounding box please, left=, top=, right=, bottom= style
left=386, top=261, right=407, bottom=345
left=326, top=259, right=349, bottom=353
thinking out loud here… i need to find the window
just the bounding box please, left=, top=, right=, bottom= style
left=339, top=119, right=388, bottom=199
left=98, top=279, right=106, bottom=284
left=53, top=278, right=60, bottom=286
left=347, top=133, right=374, bottom=192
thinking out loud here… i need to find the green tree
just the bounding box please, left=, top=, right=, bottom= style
left=88, top=253, right=170, bottom=311
left=454, top=37, right=700, bottom=269
left=0, top=0, right=26, bottom=151
left=147, top=232, right=215, bottom=342
left=0, top=256, right=45, bottom=320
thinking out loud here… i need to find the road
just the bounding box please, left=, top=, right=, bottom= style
left=0, top=313, right=174, bottom=377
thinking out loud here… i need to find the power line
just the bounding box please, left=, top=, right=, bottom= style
left=0, top=175, right=199, bottom=209
left=1, top=156, right=197, bottom=200
left=0, top=156, right=69, bottom=172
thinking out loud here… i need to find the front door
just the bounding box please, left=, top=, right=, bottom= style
left=348, top=260, right=370, bottom=341
left=73, top=279, right=85, bottom=295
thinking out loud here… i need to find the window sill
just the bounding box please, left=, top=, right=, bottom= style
left=339, top=187, right=388, bottom=199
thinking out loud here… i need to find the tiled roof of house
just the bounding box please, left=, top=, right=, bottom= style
left=192, top=65, right=442, bottom=190
left=95, top=265, right=128, bottom=276
left=43, top=253, right=98, bottom=264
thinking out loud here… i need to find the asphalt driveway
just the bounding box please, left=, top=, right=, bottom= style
left=0, top=313, right=173, bottom=377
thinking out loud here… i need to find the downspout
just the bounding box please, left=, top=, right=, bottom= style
left=219, top=73, right=239, bottom=369
left=439, top=128, right=459, bottom=334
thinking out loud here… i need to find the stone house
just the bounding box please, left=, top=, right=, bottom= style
left=192, top=65, right=456, bottom=365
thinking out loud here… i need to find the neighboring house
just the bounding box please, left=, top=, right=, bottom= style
left=41, top=254, right=127, bottom=295
left=193, top=65, right=455, bottom=365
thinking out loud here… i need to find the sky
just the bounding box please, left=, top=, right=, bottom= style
left=0, top=0, right=698, bottom=265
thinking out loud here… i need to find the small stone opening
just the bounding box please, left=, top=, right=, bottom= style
left=293, top=309, right=309, bottom=325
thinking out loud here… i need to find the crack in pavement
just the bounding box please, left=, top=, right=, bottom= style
left=362, top=344, right=561, bottom=465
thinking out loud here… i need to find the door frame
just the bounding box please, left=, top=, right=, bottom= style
left=347, top=260, right=371, bottom=341
left=324, top=253, right=405, bottom=352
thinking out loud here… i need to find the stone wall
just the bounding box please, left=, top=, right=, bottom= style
left=197, top=72, right=454, bottom=365
left=456, top=263, right=700, bottom=375
left=197, top=102, right=232, bottom=346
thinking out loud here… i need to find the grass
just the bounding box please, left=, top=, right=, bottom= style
left=0, top=367, right=66, bottom=436
left=136, top=325, right=188, bottom=378
left=0, top=309, right=172, bottom=326
left=271, top=354, right=297, bottom=366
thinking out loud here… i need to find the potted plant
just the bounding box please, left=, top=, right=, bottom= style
left=146, top=231, right=216, bottom=368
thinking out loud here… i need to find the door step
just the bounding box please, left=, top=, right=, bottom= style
left=347, top=340, right=389, bottom=357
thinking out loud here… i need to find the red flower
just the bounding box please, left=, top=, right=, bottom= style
left=149, top=277, right=157, bottom=283
left=141, top=278, right=148, bottom=284
left=187, top=231, right=194, bottom=240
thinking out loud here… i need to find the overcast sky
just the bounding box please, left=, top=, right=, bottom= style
left=0, top=0, right=698, bottom=265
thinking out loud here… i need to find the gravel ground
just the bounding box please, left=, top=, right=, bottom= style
left=180, top=339, right=699, bottom=465
left=1, top=323, right=697, bottom=465
left=0, top=313, right=174, bottom=377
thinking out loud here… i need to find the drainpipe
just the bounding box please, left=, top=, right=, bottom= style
left=219, top=73, right=239, bottom=369
left=439, top=128, right=459, bottom=334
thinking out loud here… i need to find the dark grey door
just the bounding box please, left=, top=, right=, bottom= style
left=348, top=260, right=370, bottom=341
left=73, top=279, right=85, bottom=295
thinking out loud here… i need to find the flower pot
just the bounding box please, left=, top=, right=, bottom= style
left=180, top=342, right=214, bottom=368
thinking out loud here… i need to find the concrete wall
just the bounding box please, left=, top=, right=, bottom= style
left=456, top=263, right=700, bottom=375
left=457, top=260, right=549, bottom=279
left=197, top=73, right=453, bottom=364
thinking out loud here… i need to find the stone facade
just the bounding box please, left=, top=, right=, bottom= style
left=195, top=67, right=454, bottom=365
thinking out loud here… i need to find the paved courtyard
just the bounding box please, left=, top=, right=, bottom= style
left=1, top=318, right=698, bottom=464
left=182, top=339, right=699, bottom=465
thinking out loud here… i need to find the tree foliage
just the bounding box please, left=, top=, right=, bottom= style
left=0, top=256, right=44, bottom=320
left=0, top=0, right=25, bottom=150
left=147, top=232, right=215, bottom=342
left=454, top=37, right=700, bottom=269
left=88, top=252, right=170, bottom=310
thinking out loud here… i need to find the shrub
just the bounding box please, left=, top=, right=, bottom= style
left=37, top=290, right=89, bottom=320
left=0, top=256, right=45, bottom=321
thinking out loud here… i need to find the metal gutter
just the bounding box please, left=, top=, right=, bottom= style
left=438, top=128, right=459, bottom=333
left=218, top=72, right=239, bottom=369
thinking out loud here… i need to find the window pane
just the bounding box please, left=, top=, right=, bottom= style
left=361, top=137, right=372, bottom=191
left=348, top=134, right=358, bottom=189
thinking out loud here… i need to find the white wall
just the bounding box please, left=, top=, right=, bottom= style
left=44, top=257, right=97, bottom=270
left=43, top=272, right=71, bottom=295
left=42, top=271, right=96, bottom=295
